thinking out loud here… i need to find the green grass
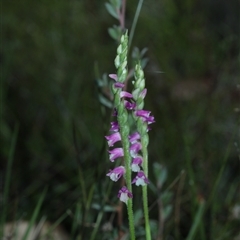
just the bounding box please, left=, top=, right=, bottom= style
left=1, top=124, right=19, bottom=238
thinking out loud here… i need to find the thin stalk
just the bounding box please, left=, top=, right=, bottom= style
left=90, top=211, right=104, bottom=240
left=22, top=187, right=47, bottom=240
left=184, top=135, right=206, bottom=239
left=133, top=63, right=151, bottom=239
left=186, top=199, right=205, bottom=240
left=118, top=124, right=133, bottom=194
left=120, top=0, right=126, bottom=30
left=207, top=132, right=235, bottom=239
left=129, top=0, right=144, bottom=50
left=43, top=212, right=68, bottom=238
left=0, top=123, right=19, bottom=237
left=126, top=199, right=135, bottom=240
left=142, top=186, right=151, bottom=239
left=141, top=139, right=151, bottom=240
left=118, top=115, right=135, bottom=240
left=113, top=32, right=135, bottom=239
left=184, top=135, right=197, bottom=200
left=208, top=134, right=234, bottom=207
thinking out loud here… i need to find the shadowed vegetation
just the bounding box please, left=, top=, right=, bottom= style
left=1, top=0, right=239, bottom=239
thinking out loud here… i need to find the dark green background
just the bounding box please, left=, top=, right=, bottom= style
left=1, top=0, right=239, bottom=239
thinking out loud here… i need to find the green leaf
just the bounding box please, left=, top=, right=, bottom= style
left=108, top=26, right=121, bottom=41
left=105, top=3, right=119, bottom=19
left=132, top=47, right=140, bottom=59
left=163, top=205, right=173, bottom=220
left=134, top=209, right=143, bottom=225
left=153, top=162, right=168, bottom=188
left=161, top=191, right=173, bottom=204
left=132, top=47, right=149, bottom=68
left=110, top=0, right=121, bottom=8
left=186, top=200, right=205, bottom=240
left=141, top=58, right=149, bottom=69
left=99, top=94, right=113, bottom=108
left=108, top=27, right=118, bottom=41
left=140, top=47, right=148, bottom=57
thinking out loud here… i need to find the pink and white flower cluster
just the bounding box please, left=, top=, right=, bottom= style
left=105, top=74, right=154, bottom=203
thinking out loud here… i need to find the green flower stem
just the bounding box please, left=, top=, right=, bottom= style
left=117, top=107, right=136, bottom=240
left=142, top=142, right=151, bottom=240
left=142, top=186, right=151, bottom=239
left=133, top=63, right=152, bottom=240
left=129, top=0, right=145, bottom=50
left=126, top=199, right=135, bottom=240
left=114, top=32, right=135, bottom=240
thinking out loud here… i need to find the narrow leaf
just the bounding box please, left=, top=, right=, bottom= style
left=105, top=3, right=119, bottom=19
left=186, top=200, right=205, bottom=240
left=108, top=27, right=119, bottom=41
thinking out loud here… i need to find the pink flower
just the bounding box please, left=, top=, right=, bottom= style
left=120, top=91, right=133, bottom=99
left=105, top=132, right=121, bottom=147
left=129, top=132, right=141, bottom=144
left=110, top=121, right=119, bottom=132
left=106, top=166, right=125, bottom=182
left=114, top=82, right=125, bottom=88
left=109, top=74, right=125, bottom=89
left=135, top=110, right=151, bottom=118
left=140, top=88, right=147, bottom=99
left=131, top=157, right=143, bottom=172
left=109, top=74, right=118, bottom=81
left=135, top=110, right=155, bottom=124
left=132, top=171, right=149, bottom=186
left=118, top=186, right=133, bottom=204
left=130, top=142, right=142, bottom=158
left=124, top=100, right=136, bottom=110
left=145, top=116, right=155, bottom=124
left=108, top=148, right=124, bottom=162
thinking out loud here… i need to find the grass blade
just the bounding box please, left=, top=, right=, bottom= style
left=0, top=123, right=19, bottom=237
left=129, top=0, right=144, bottom=50
left=186, top=199, right=205, bottom=240
left=22, top=187, right=47, bottom=240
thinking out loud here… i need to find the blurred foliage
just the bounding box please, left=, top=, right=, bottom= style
left=1, top=0, right=239, bottom=239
